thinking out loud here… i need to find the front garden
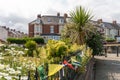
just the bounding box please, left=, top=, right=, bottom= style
left=0, top=6, right=103, bottom=80
left=0, top=39, right=93, bottom=80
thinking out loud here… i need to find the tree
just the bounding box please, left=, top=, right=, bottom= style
left=25, top=41, right=37, bottom=57
left=62, top=6, right=93, bottom=45
left=85, top=32, right=103, bottom=56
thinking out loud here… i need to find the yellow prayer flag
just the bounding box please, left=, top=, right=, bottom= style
left=48, top=64, right=64, bottom=76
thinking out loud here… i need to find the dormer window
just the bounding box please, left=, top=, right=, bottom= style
left=59, top=19, right=64, bottom=23
left=35, top=18, right=41, bottom=24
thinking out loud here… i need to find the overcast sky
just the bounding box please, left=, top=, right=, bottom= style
left=0, top=0, right=120, bottom=33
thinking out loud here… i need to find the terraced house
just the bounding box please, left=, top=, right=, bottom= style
left=92, top=19, right=120, bottom=40
left=28, top=13, right=70, bottom=40
left=29, top=13, right=120, bottom=41
left=0, top=26, right=27, bottom=42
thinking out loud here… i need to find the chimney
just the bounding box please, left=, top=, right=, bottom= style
left=97, top=19, right=102, bottom=23
left=64, top=13, right=68, bottom=18
left=37, top=14, right=41, bottom=18
left=57, top=13, right=60, bottom=17
left=113, top=20, right=117, bottom=24
left=18, top=31, right=20, bottom=33
left=2, top=26, right=6, bottom=29
left=6, top=27, right=9, bottom=30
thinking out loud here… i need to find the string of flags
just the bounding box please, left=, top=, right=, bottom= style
left=37, top=55, right=82, bottom=79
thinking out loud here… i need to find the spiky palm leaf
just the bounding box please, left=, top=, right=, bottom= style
left=63, top=6, right=94, bottom=45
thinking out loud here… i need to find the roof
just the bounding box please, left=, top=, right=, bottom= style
left=29, top=18, right=43, bottom=24
left=103, top=22, right=114, bottom=29
left=29, top=15, right=66, bottom=25
left=29, top=14, right=120, bottom=30
left=92, top=21, right=120, bottom=29
left=109, top=23, right=120, bottom=29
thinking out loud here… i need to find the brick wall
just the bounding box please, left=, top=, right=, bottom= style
left=42, top=24, right=59, bottom=34
left=54, top=25, right=59, bottom=33
left=29, top=23, right=34, bottom=37
left=29, top=23, right=60, bottom=37
left=42, top=24, right=50, bottom=34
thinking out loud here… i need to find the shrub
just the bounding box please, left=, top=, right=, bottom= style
left=25, top=41, right=37, bottom=57
left=105, top=38, right=115, bottom=42
left=46, top=40, right=69, bottom=63
left=32, top=37, right=44, bottom=44
left=7, top=38, right=26, bottom=44
left=7, top=37, right=44, bottom=44
left=86, top=32, right=103, bottom=56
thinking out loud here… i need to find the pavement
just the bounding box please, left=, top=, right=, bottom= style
left=95, top=53, right=120, bottom=80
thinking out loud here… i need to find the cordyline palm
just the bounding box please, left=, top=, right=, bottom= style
left=63, top=6, right=93, bottom=45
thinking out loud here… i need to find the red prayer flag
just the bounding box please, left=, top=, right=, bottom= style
left=63, top=60, right=74, bottom=70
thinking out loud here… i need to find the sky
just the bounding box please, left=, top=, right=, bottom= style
left=0, top=0, right=120, bottom=33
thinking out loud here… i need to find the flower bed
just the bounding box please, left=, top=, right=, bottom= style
left=0, top=40, right=93, bottom=80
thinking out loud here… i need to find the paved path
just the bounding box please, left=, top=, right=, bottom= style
left=95, top=53, right=120, bottom=80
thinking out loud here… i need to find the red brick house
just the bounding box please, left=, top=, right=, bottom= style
left=28, top=13, right=69, bottom=40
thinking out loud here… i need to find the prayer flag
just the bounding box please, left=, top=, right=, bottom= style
left=48, top=64, right=64, bottom=76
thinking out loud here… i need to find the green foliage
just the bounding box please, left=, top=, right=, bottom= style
left=56, top=45, right=68, bottom=57
left=32, top=37, right=44, bottom=44
left=86, top=32, right=103, bottom=56
left=7, top=37, right=44, bottom=44
left=70, top=6, right=93, bottom=27
left=105, top=38, right=115, bottom=42
left=46, top=40, right=68, bottom=63
left=7, top=38, right=26, bottom=44
left=62, top=6, right=94, bottom=45
left=25, top=41, right=37, bottom=57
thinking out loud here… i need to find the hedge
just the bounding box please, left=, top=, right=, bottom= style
left=7, top=37, right=44, bottom=44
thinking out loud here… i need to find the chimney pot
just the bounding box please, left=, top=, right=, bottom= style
left=37, top=14, right=41, bottom=18
left=113, top=20, right=117, bottom=24
left=6, top=28, right=9, bottom=30
left=97, top=19, right=102, bottom=23
left=64, top=13, right=68, bottom=18
left=57, top=13, right=60, bottom=16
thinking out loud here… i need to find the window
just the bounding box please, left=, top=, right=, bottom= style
left=34, top=24, right=42, bottom=33
left=36, top=26, right=39, bottom=32
left=59, top=19, right=64, bottom=23
left=59, top=26, right=63, bottom=33
left=35, top=19, right=40, bottom=24
left=34, top=24, right=39, bottom=32
left=48, top=18, right=52, bottom=22
left=50, top=26, right=54, bottom=33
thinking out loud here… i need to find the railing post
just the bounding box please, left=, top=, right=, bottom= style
left=105, top=46, right=107, bottom=57
left=27, top=71, right=31, bottom=80
left=19, top=75, right=21, bottom=80
left=117, top=46, right=119, bottom=57
left=34, top=68, right=38, bottom=80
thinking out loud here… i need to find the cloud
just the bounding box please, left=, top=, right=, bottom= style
left=0, top=13, right=31, bottom=33
left=0, top=0, right=120, bottom=33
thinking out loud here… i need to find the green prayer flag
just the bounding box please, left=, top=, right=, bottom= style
left=38, top=65, right=46, bottom=80
left=76, top=54, right=82, bottom=62
left=71, top=58, right=81, bottom=66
